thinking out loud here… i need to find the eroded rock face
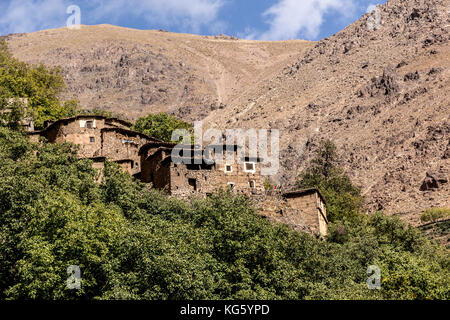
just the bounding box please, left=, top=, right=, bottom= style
left=358, top=66, right=400, bottom=98
left=443, top=142, right=450, bottom=160
left=420, top=170, right=449, bottom=191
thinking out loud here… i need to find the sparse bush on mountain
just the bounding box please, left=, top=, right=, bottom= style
left=421, top=208, right=450, bottom=224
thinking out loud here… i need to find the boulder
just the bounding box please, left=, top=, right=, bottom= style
left=420, top=171, right=448, bottom=191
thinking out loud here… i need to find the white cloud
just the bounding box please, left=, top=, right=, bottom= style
left=0, top=0, right=68, bottom=35
left=366, top=4, right=377, bottom=12
left=251, top=0, right=355, bottom=41
left=0, top=0, right=225, bottom=36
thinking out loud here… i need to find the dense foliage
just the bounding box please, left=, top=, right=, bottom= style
left=0, top=128, right=448, bottom=300
left=132, top=112, right=193, bottom=142
left=0, top=40, right=77, bottom=129
left=421, top=208, right=450, bottom=223
left=297, top=140, right=364, bottom=222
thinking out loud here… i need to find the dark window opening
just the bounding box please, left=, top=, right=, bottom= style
left=188, top=178, right=197, bottom=191
left=86, top=121, right=93, bottom=129
left=245, top=162, right=255, bottom=172
left=186, top=163, right=214, bottom=171
left=90, top=137, right=95, bottom=143
left=249, top=180, right=255, bottom=188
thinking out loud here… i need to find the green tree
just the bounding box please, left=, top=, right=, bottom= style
left=76, top=108, right=126, bottom=121
left=0, top=119, right=448, bottom=300
left=132, top=112, right=193, bottom=142
left=297, top=140, right=364, bottom=222
left=0, top=40, right=77, bottom=129
left=0, top=96, right=26, bottom=131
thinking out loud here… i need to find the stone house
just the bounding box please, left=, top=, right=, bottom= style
left=29, top=115, right=160, bottom=177
left=257, top=188, right=328, bottom=237
left=28, top=115, right=328, bottom=236
left=282, top=189, right=328, bottom=236
left=139, top=143, right=266, bottom=197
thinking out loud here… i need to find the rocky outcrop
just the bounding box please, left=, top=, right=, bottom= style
left=357, top=67, right=400, bottom=99
left=420, top=170, right=449, bottom=191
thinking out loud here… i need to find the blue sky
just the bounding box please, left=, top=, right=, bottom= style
left=0, top=0, right=387, bottom=40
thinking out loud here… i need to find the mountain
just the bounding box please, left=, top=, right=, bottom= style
left=203, top=0, right=450, bottom=224
left=4, top=0, right=449, bottom=224
left=3, top=24, right=311, bottom=121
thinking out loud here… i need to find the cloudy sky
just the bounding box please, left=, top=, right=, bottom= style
left=0, top=0, right=387, bottom=40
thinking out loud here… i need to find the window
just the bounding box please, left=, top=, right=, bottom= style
left=244, top=162, right=256, bottom=173
left=90, top=137, right=95, bottom=143
left=135, top=162, right=139, bottom=168
left=249, top=180, right=256, bottom=188
left=86, top=121, right=93, bottom=129
left=227, top=182, right=235, bottom=190
left=131, top=162, right=134, bottom=169
left=188, top=178, right=197, bottom=191
left=225, top=165, right=233, bottom=173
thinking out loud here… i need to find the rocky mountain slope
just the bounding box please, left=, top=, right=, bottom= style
left=4, top=0, right=449, bottom=225
left=203, top=0, right=450, bottom=224
left=3, top=25, right=311, bottom=121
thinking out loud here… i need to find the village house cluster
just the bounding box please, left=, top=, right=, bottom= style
left=28, top=115, right=328, bottom=236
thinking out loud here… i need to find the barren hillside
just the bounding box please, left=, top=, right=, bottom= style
left=4, top=24, right=311, bottom=121
left=204, top=0, right=450, bottom=224
left=3, top=0, right=449, bottom=224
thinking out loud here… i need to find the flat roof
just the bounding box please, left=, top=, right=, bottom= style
left=282, top=188, right=327, bottom=205
left=30, top=115, right=133, bottom=134
left=101, top=127, right=162, bottom=142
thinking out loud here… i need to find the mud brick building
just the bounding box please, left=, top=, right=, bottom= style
left=258, top=189, right=328, bottom=237
left=282, top=189, right=328, bottom=236
left=29, top=115, right=160, bottom=176
left=29, top=115, right=328, bottom=236
left=139, top=143, right=266, bottom=197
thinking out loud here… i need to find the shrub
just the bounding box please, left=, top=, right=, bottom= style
left=421, top=208, right=450, bottom=223
left=0, top=40, right=77, bottom=129
left=132, top=112, right=193, bottom=142
left=297, top=140, right=364, bottom=222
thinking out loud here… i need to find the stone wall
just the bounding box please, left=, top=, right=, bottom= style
left=101, top=128, right=154, bottom=176
left=32, top=116, right=153, bottom=177
left=28, top=116, right=328, bottom=236
left=141, top=146, right=266, bottom=198
left=258, top=191, right=328, bottom=237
